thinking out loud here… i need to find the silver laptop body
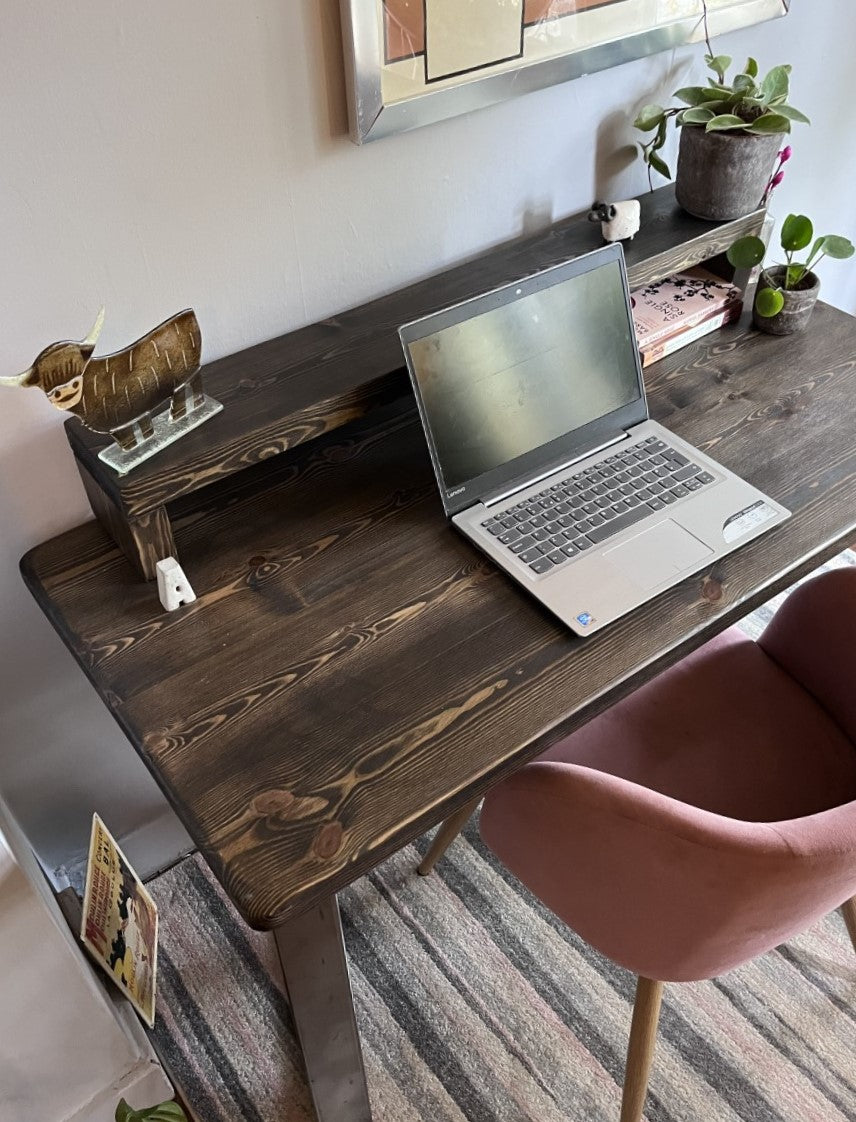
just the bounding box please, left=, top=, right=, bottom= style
left=399, top=243, right=789, bottom=637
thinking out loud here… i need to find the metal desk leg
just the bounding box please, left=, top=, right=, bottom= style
left=273, top=896, right=372, bottom=1122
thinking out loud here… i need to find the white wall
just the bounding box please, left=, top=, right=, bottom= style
left=1, top=0, right=852, bottom=876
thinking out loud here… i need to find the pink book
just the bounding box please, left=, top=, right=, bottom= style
left=640, top=304, right=742, bottom=368
left=631, top=267, right=743, bottom=349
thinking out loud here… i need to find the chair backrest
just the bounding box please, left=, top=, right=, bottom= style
left=481, top=566, right=856, bottom=982
left=480, top=760, right=856, bottom=982
left=759, top=566, right=856, bottom=743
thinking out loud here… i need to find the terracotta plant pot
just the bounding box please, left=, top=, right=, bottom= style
left=753, top=267, right=821, bottom=335
left=675, top=126, right=781, bottom=222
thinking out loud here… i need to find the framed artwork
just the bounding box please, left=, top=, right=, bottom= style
left=339, top=0, right=789, bottom=144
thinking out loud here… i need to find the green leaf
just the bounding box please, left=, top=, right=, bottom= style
left=745, top=113, right=791, bottom=134
left=686, top=100, right=726, bottom=117
left=705, top=54, right=732, bottom=80
left=817, top=234, right=856, bottom=260
left=677, top=84, right=731, bottom=105
left=673, top=86, right=711, bottom=106
left=806, top=236, right=826, bottom=264
left=727, top=236, right=766, bottom=269
left=115, top=1100, right=188, bottom=1122
left=634, top=104, right=665, bottom=131
left=147, top=1108, right=187, bottom=1121
left=732, top=73, right=756, bottom=93
left=705, top=114, right=749, bottom=131
left=760, top=64, right=791, bottom=104
left=648, top=149, right=672, bottom=180
left=780, top=214, right=813, bottom=252
left=678, top=107, right=715, bottom=125
left=774, top=105, right=811, bottom=124
left=755, top=286, right=785, bottom=317
left=785, top=263, right=807, bottom=289
left=745, top=57, right=759, bottom=78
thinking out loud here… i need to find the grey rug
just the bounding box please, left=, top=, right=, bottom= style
left=147, top=552, right=856, bottom=1122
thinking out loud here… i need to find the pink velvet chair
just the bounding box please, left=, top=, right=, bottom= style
left=420, top=568, right=856, bottom=1121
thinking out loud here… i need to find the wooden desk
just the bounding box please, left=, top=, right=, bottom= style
left=22, top=303, right=856, bottom=1121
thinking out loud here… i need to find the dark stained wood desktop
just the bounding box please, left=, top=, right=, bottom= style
left=23, top=303, right=856, bottom=932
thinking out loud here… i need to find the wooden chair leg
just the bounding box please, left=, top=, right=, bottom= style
left=417, top=798, right=481, bottom=876
left=842, top=897, right=856, bottom=954
left=620, top=976, right=664, bottom=1122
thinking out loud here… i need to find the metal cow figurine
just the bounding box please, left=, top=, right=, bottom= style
left=0, top=307, right=222, bottom=473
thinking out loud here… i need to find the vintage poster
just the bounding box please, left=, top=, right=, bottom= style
left=80, top=814, right=158, bottom=1027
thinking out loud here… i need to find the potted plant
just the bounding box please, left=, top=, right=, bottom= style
left=727, top=215, right=854, bottom=335
left=116, top=1098, right=188, bottom=1121
left=635, top=54, right=809, bottom=221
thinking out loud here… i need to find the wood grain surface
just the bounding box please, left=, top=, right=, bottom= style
left=77, top=462, right=174, bottom=580
left=25, top=302, right=854, bottom=931
left=67, top=187, right=763, bottom=520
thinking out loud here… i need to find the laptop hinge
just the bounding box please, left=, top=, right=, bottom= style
left=482, top=431, right=629, bottom=508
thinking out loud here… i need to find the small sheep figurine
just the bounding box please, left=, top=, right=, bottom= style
left=588, top=199, right=641, bottom=243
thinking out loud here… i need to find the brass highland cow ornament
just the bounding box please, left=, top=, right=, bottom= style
left=0, top=308, right=222, bottom=474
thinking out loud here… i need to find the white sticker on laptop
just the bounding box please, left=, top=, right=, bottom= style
left=722, top=501, right=778, bottom=543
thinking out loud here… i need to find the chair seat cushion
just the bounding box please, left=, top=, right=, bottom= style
left=542, top=627, right=856, bottom=822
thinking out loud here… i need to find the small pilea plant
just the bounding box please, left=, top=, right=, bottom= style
left=728, top=215, right=855, bottom=317
left=635, top=55, right=809, bottom=185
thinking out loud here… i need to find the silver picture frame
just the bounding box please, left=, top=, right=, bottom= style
left=340, top=1, right=788, bottom=145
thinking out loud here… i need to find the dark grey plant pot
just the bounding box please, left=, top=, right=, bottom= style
left=675, top=126, right=781, bottom=221
left=753, top=267, right=821, bottom=335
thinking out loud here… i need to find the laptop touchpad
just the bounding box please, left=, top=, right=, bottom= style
left=604, top=520, right=712, bottom=591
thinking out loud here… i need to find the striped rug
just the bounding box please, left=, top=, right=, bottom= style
left=147, top=553, right=856, bottom=1122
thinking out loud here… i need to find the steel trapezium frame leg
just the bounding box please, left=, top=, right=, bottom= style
left=273, top=895, right=372, bottom=1122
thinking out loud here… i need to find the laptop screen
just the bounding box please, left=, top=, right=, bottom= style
left=401, top=245, right=646, bottom=514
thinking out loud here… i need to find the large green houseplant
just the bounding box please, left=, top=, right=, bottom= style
left=635, top=54, right=809, bottom=220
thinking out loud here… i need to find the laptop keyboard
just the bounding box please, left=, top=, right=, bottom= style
left=480, top=436, right=715, bottom=575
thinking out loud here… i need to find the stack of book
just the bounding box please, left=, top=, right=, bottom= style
left=631, top=267, right=743, bottom=368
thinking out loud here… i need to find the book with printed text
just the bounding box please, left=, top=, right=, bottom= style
left=631, top=267, right=743, bottom=350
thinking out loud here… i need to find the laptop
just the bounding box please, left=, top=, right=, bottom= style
left=398, top=242, right=790, bottom=637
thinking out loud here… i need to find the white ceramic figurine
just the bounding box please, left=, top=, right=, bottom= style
left=588, top=199, right=642, bottom=242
